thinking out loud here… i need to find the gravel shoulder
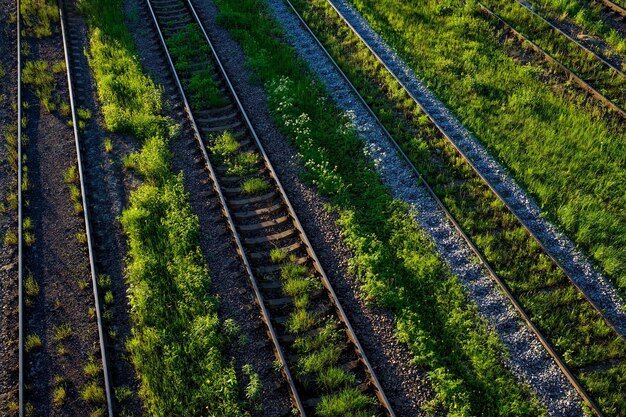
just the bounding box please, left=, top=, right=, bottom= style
left=264, top=0, right=584, bottom=415
left=328, top=0, right=626, bottom=334
left=0, top=0, right=19, bottom=412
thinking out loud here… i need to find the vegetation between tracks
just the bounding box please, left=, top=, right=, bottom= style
left=77, top=0, right=245, bottom=415
left=214, top=0, right=547, bottom=414
left=345, top=0, right=626, bottom=301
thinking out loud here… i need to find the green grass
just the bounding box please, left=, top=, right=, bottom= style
left=22, top=60, right=58, bottom=112
left=20, top=0, right=59, bottom=38
left=52, top=386, right=66, bottom=408
left=241, top=177, right=270, bottom=194
left=213, top=0, right=548, bottom=414
left=52, top=324, right=72, bottom=342
left=481, top=0, right=626, bottom=109
left=211, top=131, right=240, bottom=161
left=345, top=0, right=626, bottom=298
left=166, top=24, right=226, bottom=109
left=81, top=381, right=105, bottom=404
left=77, top=0, right=245, bottom=414
left=24, top=334, right=42, bottom=352
left=24, top=273, right=39, bottom=298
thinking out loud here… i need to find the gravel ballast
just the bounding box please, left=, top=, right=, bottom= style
left=327, top=0, right=626, bottom=334
left=266, top=0, right=584, bottom=415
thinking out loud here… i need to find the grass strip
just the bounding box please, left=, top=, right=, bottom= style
left=346, top=0, right=626, bottom=297
left=213, top=0, right=547, bottom=414
left=76, top=0, right=244, bottom=415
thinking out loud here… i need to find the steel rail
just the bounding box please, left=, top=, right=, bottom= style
left=478, top=3, right=626, bottom=119
left=16, top=0, right=24, bottom=416
left=58, top=2, right=114, bottom=415
left=145, top=0, right=396, bottom=414
left=284, top=0, right=622, bottom=414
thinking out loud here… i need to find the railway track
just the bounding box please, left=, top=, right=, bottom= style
left=16, top=1, right=113, bottom=415
left=143, top=0, right=395, bottom=415
left=477, top=1, right=626, bottom=119
left=285, top=0, right=626, bottom=415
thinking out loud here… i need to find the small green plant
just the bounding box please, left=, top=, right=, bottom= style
left=270, top=248, right=287, bottom=263
left=56, top=345, right=68, bottom=356
left=52, top=61, right=66, bottom=74
left=76, top=232, right=87, bottom=244
left=7, top=193, right=18, bottom=209
left=121, top=153, right=137, bottom=171
left=103, top=138, right=113, bottom=153
left=318, top=367, right=355, bottom=391
left=8, top=401, right=18, bottom=413
left=69, top=184, right=80, bottom=202
left=25, top=273, right=39, bottom=298
left=25, top=334, right=42, bottom=352
left=286, top=309, right=317, bottom=334
left=104, top=291, right=114, bottom=305
left=84, top=360, right=101, bottom=378
left=20, top=0, right=59, bottom=38
left=316, top=387, right=375, bottom=416
left=78, top=280, right=89, bottom=290
left=81, top=381, right=105, bottom=404
left=78, top=108, right=92, bottom=121
left=24, top=231, right=35, bottom=247
left=115, top=386, right=133, bottom=404
left=226, top=152, right=258, bottom=176
left=210, top=131, right=240, bottom=161
left=64, top=166, right=78, bottom=184
left=241, top=177, right=270, bottom=195
left=90, top=409, right=105, bottom=417
left=4, top=231, right=18, bottom=246
left=52, top=324, right=72, bottom=342
left=59, top=102, right=71, bottom=118
left=98, top=274, right=111, bottom=289
left=222, top=318, right=240, bottom=340
left=52, top=386, right=66, bottom=407
left=243, top=364, right=262, bottom=402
